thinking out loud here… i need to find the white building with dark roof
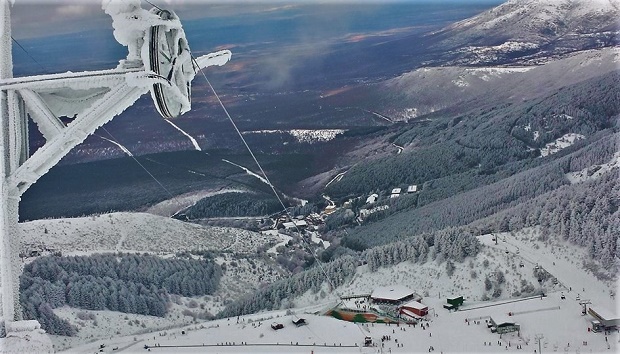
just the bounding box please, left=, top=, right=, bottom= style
left=282, top=220, right=308, bottom=230
left=371, top=285, right=419, bottom=304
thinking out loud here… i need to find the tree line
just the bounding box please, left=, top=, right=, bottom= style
left=218, top=255, right=358, bottom=318
left=20, top=253, right=221, bottom=336
left=182, top=192, right=282, bottom=219
left=363, top=226, right=481, bottom=271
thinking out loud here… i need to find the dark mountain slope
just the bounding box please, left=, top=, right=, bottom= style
left=341, top=130, right=618, bottom=249
left=325, top=72, right=619, bottom=200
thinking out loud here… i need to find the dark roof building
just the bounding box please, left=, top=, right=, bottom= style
left=371, top=286, right=420, bottom=304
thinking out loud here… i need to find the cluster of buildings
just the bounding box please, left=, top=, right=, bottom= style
left=390, top=185, right=418, bottom=199
left=272, top=213, right=324, bottom=231
left=340, top=285, right=431, bottom=321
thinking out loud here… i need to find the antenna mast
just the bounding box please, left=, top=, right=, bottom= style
left=0, top=0, right=230, bottom=337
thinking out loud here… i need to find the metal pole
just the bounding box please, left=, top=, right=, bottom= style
left=0, top=0, right=17, bottom=324
left=535, top=333, right=543, bottom=354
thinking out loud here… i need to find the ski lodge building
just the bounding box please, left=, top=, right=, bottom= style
left=488, top=316, right=520, bottom=334
left=370, top=285, right=421, bottom=305
left=588, top=307, right=620, bottom=331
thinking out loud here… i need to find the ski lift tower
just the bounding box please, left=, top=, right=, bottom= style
left=0, top=0, right=230, bottom=333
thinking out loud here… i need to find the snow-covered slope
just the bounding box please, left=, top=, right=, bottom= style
left=56, top=227, right=618, bottom=354
left=566, top=152, right=620, bottom=183
left=18, top=212, right=271, bottom=255
left=382, top=47, right=619, bottom=120
left=432, top=0, right=619, bottom=65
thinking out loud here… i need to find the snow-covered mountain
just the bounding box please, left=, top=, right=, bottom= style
left=431, top=0, right=619, bottom=65
left=379, top=47, right=618, bottom=121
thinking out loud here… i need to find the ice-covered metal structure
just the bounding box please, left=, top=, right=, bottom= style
left=0, top=0, right=230, bottom=335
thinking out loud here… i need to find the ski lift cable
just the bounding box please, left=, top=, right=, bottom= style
left=192, top=55, right=342, bottom=296
left=143, top=0, right=163, bottom=11
left=13, top=30, right=190, bottom=218
left=100, top=126, right=188, bottom=216
left=11, top=36, right=46, bottom=73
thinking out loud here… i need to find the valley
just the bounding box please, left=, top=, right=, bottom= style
left=3, top=0, right=619, bottom=352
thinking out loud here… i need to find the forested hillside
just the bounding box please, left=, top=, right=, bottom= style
left=219, top=226, right=481, bottom=318
left=20, top=253, right=221, bottom=335
left=341, top=130, right=617, bottom=248
left=326, top=73, right=619, bottom=200
left=468, top=136, right=619, bottom=270
left=182, top=192, right=281, bottom=219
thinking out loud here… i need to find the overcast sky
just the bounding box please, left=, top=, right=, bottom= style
left=9, top=0, right=502, bottom=39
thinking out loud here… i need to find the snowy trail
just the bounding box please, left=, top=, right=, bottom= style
left=165, top=119, right=202, bottom=151
left=115, top=229, right=127, bottom=251
left=221, top=159, right=270, bottom=186
left=392, top=143, right=403, bottom=154
left=479, top=231, right=617, bottom=310
left=358, top=108, right=394, bottom=123
left=325, top=171, right=346, bottom=188
left=322, top=194, right=335, bottom=207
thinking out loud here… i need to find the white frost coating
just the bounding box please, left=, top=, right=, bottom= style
left=0, top=327, right=54, bottom=353
left=124, top=71, right=168, bottom=88
left=194, top=50, right=232, bottom=69
left=164, top=119, right=201, bottom=151
left=102, top=0, right=179, bottom=64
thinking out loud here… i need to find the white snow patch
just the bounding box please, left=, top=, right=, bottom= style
left=165, top=120, right=201, bottom=151
left=540, top=133, right=585, bottom=157
left=243, top=129, right=346, bottom=144
left=566, top=152, right=620, bottom=184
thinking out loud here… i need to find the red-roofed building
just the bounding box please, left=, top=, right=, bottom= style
left=400, top=300, right=428, bottom=318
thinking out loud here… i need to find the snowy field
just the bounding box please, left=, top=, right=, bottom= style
left=18, top=212, right=278, bottom=255
left=144, top=188, right=248, bottom=217
left=60, top=294, right=618, bottom=354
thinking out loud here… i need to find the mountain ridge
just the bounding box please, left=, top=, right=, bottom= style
left=429, top=0, right=619, bottom=65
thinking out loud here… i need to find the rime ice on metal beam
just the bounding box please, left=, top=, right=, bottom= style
left=0, top=0, right=231, bottom=333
